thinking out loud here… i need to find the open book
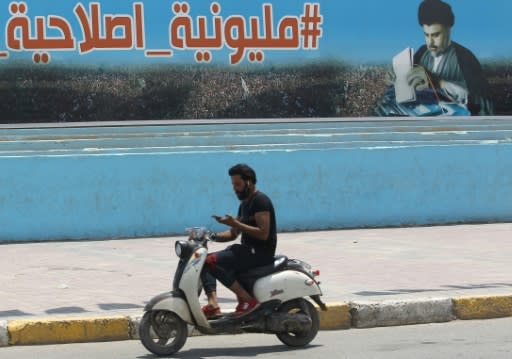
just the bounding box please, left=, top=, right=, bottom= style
left=393, top=47, right=415, bottom=103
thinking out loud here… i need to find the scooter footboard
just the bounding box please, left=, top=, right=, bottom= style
left=252, top=270, right=322, bottom=304
left=146, top=292, right=193, bottom=324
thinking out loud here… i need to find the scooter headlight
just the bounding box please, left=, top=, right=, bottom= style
left=175, top=240, right=193, bottom=259
left=175, top=241, right=183, bottom=257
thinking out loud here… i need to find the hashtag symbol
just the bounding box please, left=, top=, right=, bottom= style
left=300, top=3, right=323, bottom=49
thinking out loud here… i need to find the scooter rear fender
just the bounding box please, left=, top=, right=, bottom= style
left=253, top=269, right=322, bottom=304
left=144, top=291, right=193, bottom=324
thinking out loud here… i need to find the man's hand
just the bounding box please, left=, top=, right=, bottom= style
left=384, top=69, right=396, bottom=86
left=212, top=214, right=238, bottom=228
left=407, top=67, right=430, bottom=90
left=440, top=81, right=469, bottom=103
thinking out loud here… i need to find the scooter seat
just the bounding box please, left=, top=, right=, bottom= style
left=238, top=255, right=288, bottom=280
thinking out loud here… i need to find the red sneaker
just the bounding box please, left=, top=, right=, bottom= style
left=234, top=298, right=260, bottom=316
left=202, top=304, right=222, bottom=319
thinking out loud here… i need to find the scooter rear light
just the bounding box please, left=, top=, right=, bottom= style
left=312, top=270, right=320, bottom=277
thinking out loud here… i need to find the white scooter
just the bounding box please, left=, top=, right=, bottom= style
left=139, top=227, right=327, bottom=357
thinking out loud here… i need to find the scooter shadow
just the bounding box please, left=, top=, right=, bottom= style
left=137, top=343, right=321, bottom=358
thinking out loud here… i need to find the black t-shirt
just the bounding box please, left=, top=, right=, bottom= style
left=237, top=191, right=277, bottom=256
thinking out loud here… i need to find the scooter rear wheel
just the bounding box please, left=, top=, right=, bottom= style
left=276, top=298, right=319, bottom=347
left=139, top=310, right=188, bottom=356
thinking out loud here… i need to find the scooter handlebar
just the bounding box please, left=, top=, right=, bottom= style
left=186, top=227, right=214, bottom=244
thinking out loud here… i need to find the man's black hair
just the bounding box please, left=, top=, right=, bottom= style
left=418, top=0, right=455, bottom=28
left=228, top=163, right=257, bottom=184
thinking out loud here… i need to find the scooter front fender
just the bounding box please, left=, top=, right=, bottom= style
left=144, top=292, right=193, bottom=324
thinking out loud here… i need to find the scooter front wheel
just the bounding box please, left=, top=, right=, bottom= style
left=276, top=298, right=319, bottom=347
left=139, top=310, right=188, bottom=356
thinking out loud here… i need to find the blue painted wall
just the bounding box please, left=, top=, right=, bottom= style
left=0, top=119, right=511, bottom=241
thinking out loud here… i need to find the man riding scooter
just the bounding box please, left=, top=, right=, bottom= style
left=139, top=165, right=324, bottom=356
left=201, top=163, right=277, bottom=318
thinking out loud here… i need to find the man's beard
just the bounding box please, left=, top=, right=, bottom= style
left=235, top=186, right=250, bottom=200
left=429, top=41, right=450, bottom=57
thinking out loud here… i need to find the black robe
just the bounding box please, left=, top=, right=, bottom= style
left=414, top=42, right=495, bottom=115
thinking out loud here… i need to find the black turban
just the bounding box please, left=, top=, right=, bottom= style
left=418, top=0, right=455, bottom=27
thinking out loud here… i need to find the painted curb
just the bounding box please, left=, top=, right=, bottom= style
left=2, top=296, right=512, bottom=347
left=0, top=320, right=8, bottom=347
left=128, top=315, right=141, bottom=340
left=350, top=298, right=455, bottom=329
left=7, top=316, right=131, bottom=346
left=453, top=295, right=512, bottom=320
left=318, top=303, right=351, bottom=330
left=127, top=315, right=199, bottom=340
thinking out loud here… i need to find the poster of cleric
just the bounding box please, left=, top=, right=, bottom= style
left=0, top=0, right=510, bottom=123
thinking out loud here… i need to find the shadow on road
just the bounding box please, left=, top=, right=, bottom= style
left=137, top=344, right=321, bottom=358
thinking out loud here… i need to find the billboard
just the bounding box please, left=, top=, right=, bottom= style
left=1, top=0, right=511, bottom=122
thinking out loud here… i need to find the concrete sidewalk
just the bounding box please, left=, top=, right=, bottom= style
left=1, top=223, right=512, bottom=346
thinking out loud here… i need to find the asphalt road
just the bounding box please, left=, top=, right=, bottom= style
left=2, top=318, right=512, bottom=358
